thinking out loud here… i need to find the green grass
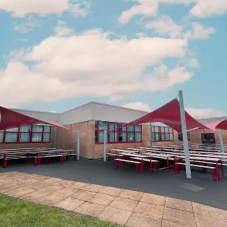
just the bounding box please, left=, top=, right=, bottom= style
left=0, top=194, right=121, bottom=227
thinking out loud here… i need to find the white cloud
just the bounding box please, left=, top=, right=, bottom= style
left=69, top=1, right=90, bottom=17
left=54, top=20, right=74, bottom=37
left=119, top=0, right=227, bottom=24
left=190, top=0, right=227, bottom=18
left=0, top=0, right=90, bottom=17
left=122, top=102, right=151, bottom=112
left=185, top=22, right=216, bottom=39
left=14, top=16, right=41, bottom=33
left=144, top=17, right=215, bottom=40
left=186, top=108, right=226, bottom=119
left=144, top=16, right=183, bottom=38
left=118, top=0, right=194, bottom=24
left=143, top=64, right=193, bottom=91
left=0, top=29, right=189, bottom=107
left=184, top=58, right=200, bottom=68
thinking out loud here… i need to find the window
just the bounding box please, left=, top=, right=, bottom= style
left=178, top=132, right=190, bottom=141
left=0, top=125, right=51, bottom=143
left=201, top=133, right=215, bottom=144
left=95, top=121, right=142, bottom=143
left=151, top=126, right=174, bottom=141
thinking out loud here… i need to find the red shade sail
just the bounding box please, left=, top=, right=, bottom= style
left=0, top=106, right=67, bottom=130
left=205, top=118, right=227, bottom=131
left=123, top=99, right=207, bottom=133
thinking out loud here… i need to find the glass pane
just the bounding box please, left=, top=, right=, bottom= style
left=155, top=133, right=160, bottom=141
left=135, top=132, right=141, bottom=142
left=135, top=125, right=141, bottom=131
left=98, top=121, right=107, bottom=130
left=170, top=134, right=173, bottom=141
left=32, top=133, right=42, bottom=142
left=127, top=126, right=134, bottom=132
left=119, top=132, right=126, bottom=142
left=161, top=134, right=165, bottom=140
left=128, top=132, right=134, bottom=141
left=109, top=132, right=118, bottom=142
left=5, top=133, right=17, bottom=142
left=20, top=126, right=31, bottom=132
left=155, top=126, right=159, bottom=132
left=43, top=133, right=50, bottom=142
left=44, top=126, right=51, bottom=132
left=161, top=127, right=165, bottom=132
left=165, top=127, right=169, bottom=133
left=20, top=133, right=30, bottom=142
left=109, top=123, right=115, bottom=131
left=169, top=128, right=173, bottom=133
left=6, top=127, right=18, bottom=132
left=32, top=126, right=43, bottom=132
left=152, top=132, right=156, bottom=141
left=0, top=131, right=4, bottom=143
left=165, top=134, right=170, bottom=141
left=98, top=131, right=104, bottom=143
left=152, top=126, right=155, bottom=132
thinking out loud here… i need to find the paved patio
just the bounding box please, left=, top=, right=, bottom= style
left=1, top=159, right=227, bottom=210
left=0, top=171, right=227, bottom=227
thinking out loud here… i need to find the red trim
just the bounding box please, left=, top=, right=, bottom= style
left=0, top=125, right=51, bottom=144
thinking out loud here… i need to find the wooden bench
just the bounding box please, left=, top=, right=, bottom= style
left=176, top=162, right=217, bottom=181
left=113, top=158, right=141, bottom=172
left=2, top=155, right=28, bottom=168
left=131, top=157, right=160, bottom=172
left=34, top=154, right=64, bottom=166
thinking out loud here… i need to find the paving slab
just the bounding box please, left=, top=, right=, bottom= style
left=141, top=193, right=166, bottom=206
left=55, top=187, right=78, bottom=197
left=5, top=187, right=35, bottom=197
left=165, top=197, right=193, bottom=212
left=39, top=185, right=63, bottom=193
left=162, top=219, right=195, bottom=227
left=54, top=197, right=84, bottom=211
left=84, top=184, right=103, bottom=192
left=22, top=190, right=51, bottom=202
left=99, top=186, right=123, bottom=197
left=43, top=177, right=63, bottom=185
left=119, top=189, right=144, bottom=201
left=195, top=213, right=227, bottom=227
left=71, top=189, right=96, bottom=201
left=134, top=201, right=164, bottom=219
left=89, top=193, right=116, bottom=206
left=163, top=207, right=197, bottom=227
left=28, top=181, right=52, bottom=190
left=99, top=206, right=132, bottom=225
left=109, top=197, right=139, bottom=212
left=0, top=183, right=19, bottom=193
left=74, top=202, right=106, bottom=217
left=38, top=192, right=70, bottom=205
left=126, top=213, right=162, bottom=227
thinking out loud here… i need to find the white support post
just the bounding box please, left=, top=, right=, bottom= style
left=179, top=90, right=192, bottom=179
left=176, top=133, right=180, bottom=145
left=72, top=129, right=75, bottom=150
left=103, top=129, right=107, bottom=162
left=150, top=123, right=153, bottom=148
left=77, top=130, right=80, bottom=160
left=218, top=129, right=224, bottom=153
left=54, top=126, right=58, bottom=148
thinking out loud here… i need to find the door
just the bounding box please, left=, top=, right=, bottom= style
left=201, top=133, right=215, bottom=144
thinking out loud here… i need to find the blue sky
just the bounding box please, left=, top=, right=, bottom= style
left=0, top=0, right=227, bottom=119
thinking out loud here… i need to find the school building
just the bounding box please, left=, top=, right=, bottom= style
left=0, top=102, right=226, bottom=159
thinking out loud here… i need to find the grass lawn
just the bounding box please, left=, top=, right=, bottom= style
left=0, top=194, right=122, bottom=227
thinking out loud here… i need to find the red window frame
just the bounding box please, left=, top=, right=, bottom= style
left=0, top=125, right=51, bottom=144
left=152, top=126, right=174, bottom=142
left=95, top=121, right=142, bottom=144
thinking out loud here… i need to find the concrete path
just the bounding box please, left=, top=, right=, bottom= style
left=0, top=172, right=227, bottom=227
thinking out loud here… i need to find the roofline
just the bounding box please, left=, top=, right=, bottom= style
left=62, top=101, right=149, bottom=115
left=11, top=108, right=60, bottom=115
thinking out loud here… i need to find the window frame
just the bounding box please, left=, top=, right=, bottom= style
left=0, top=125, right=51, bottom=144
left=152, top=126, right=174, bottom=142
left=95, top=121, right=142, bottom=144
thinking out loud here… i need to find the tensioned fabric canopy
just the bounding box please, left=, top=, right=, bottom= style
left=0, top=106, right=67, bottom=130
left=205, top=118, right=227, bottom=131
left=123, top=99, right=207, bottom=133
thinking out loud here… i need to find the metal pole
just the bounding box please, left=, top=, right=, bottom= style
left=103, top=129, right=107, bottom=162
left=150, top=123, right=153, bottom=148
left=54, top=126, right=58, bottom=148
left=218, top=129, right=224, bottom=153
left=179, top=90, right=192, bottom=179
left=77, top=130, right=80, bottom=160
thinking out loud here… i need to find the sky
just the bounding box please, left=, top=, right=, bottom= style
left=0, top=0, right=227, bottom=119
